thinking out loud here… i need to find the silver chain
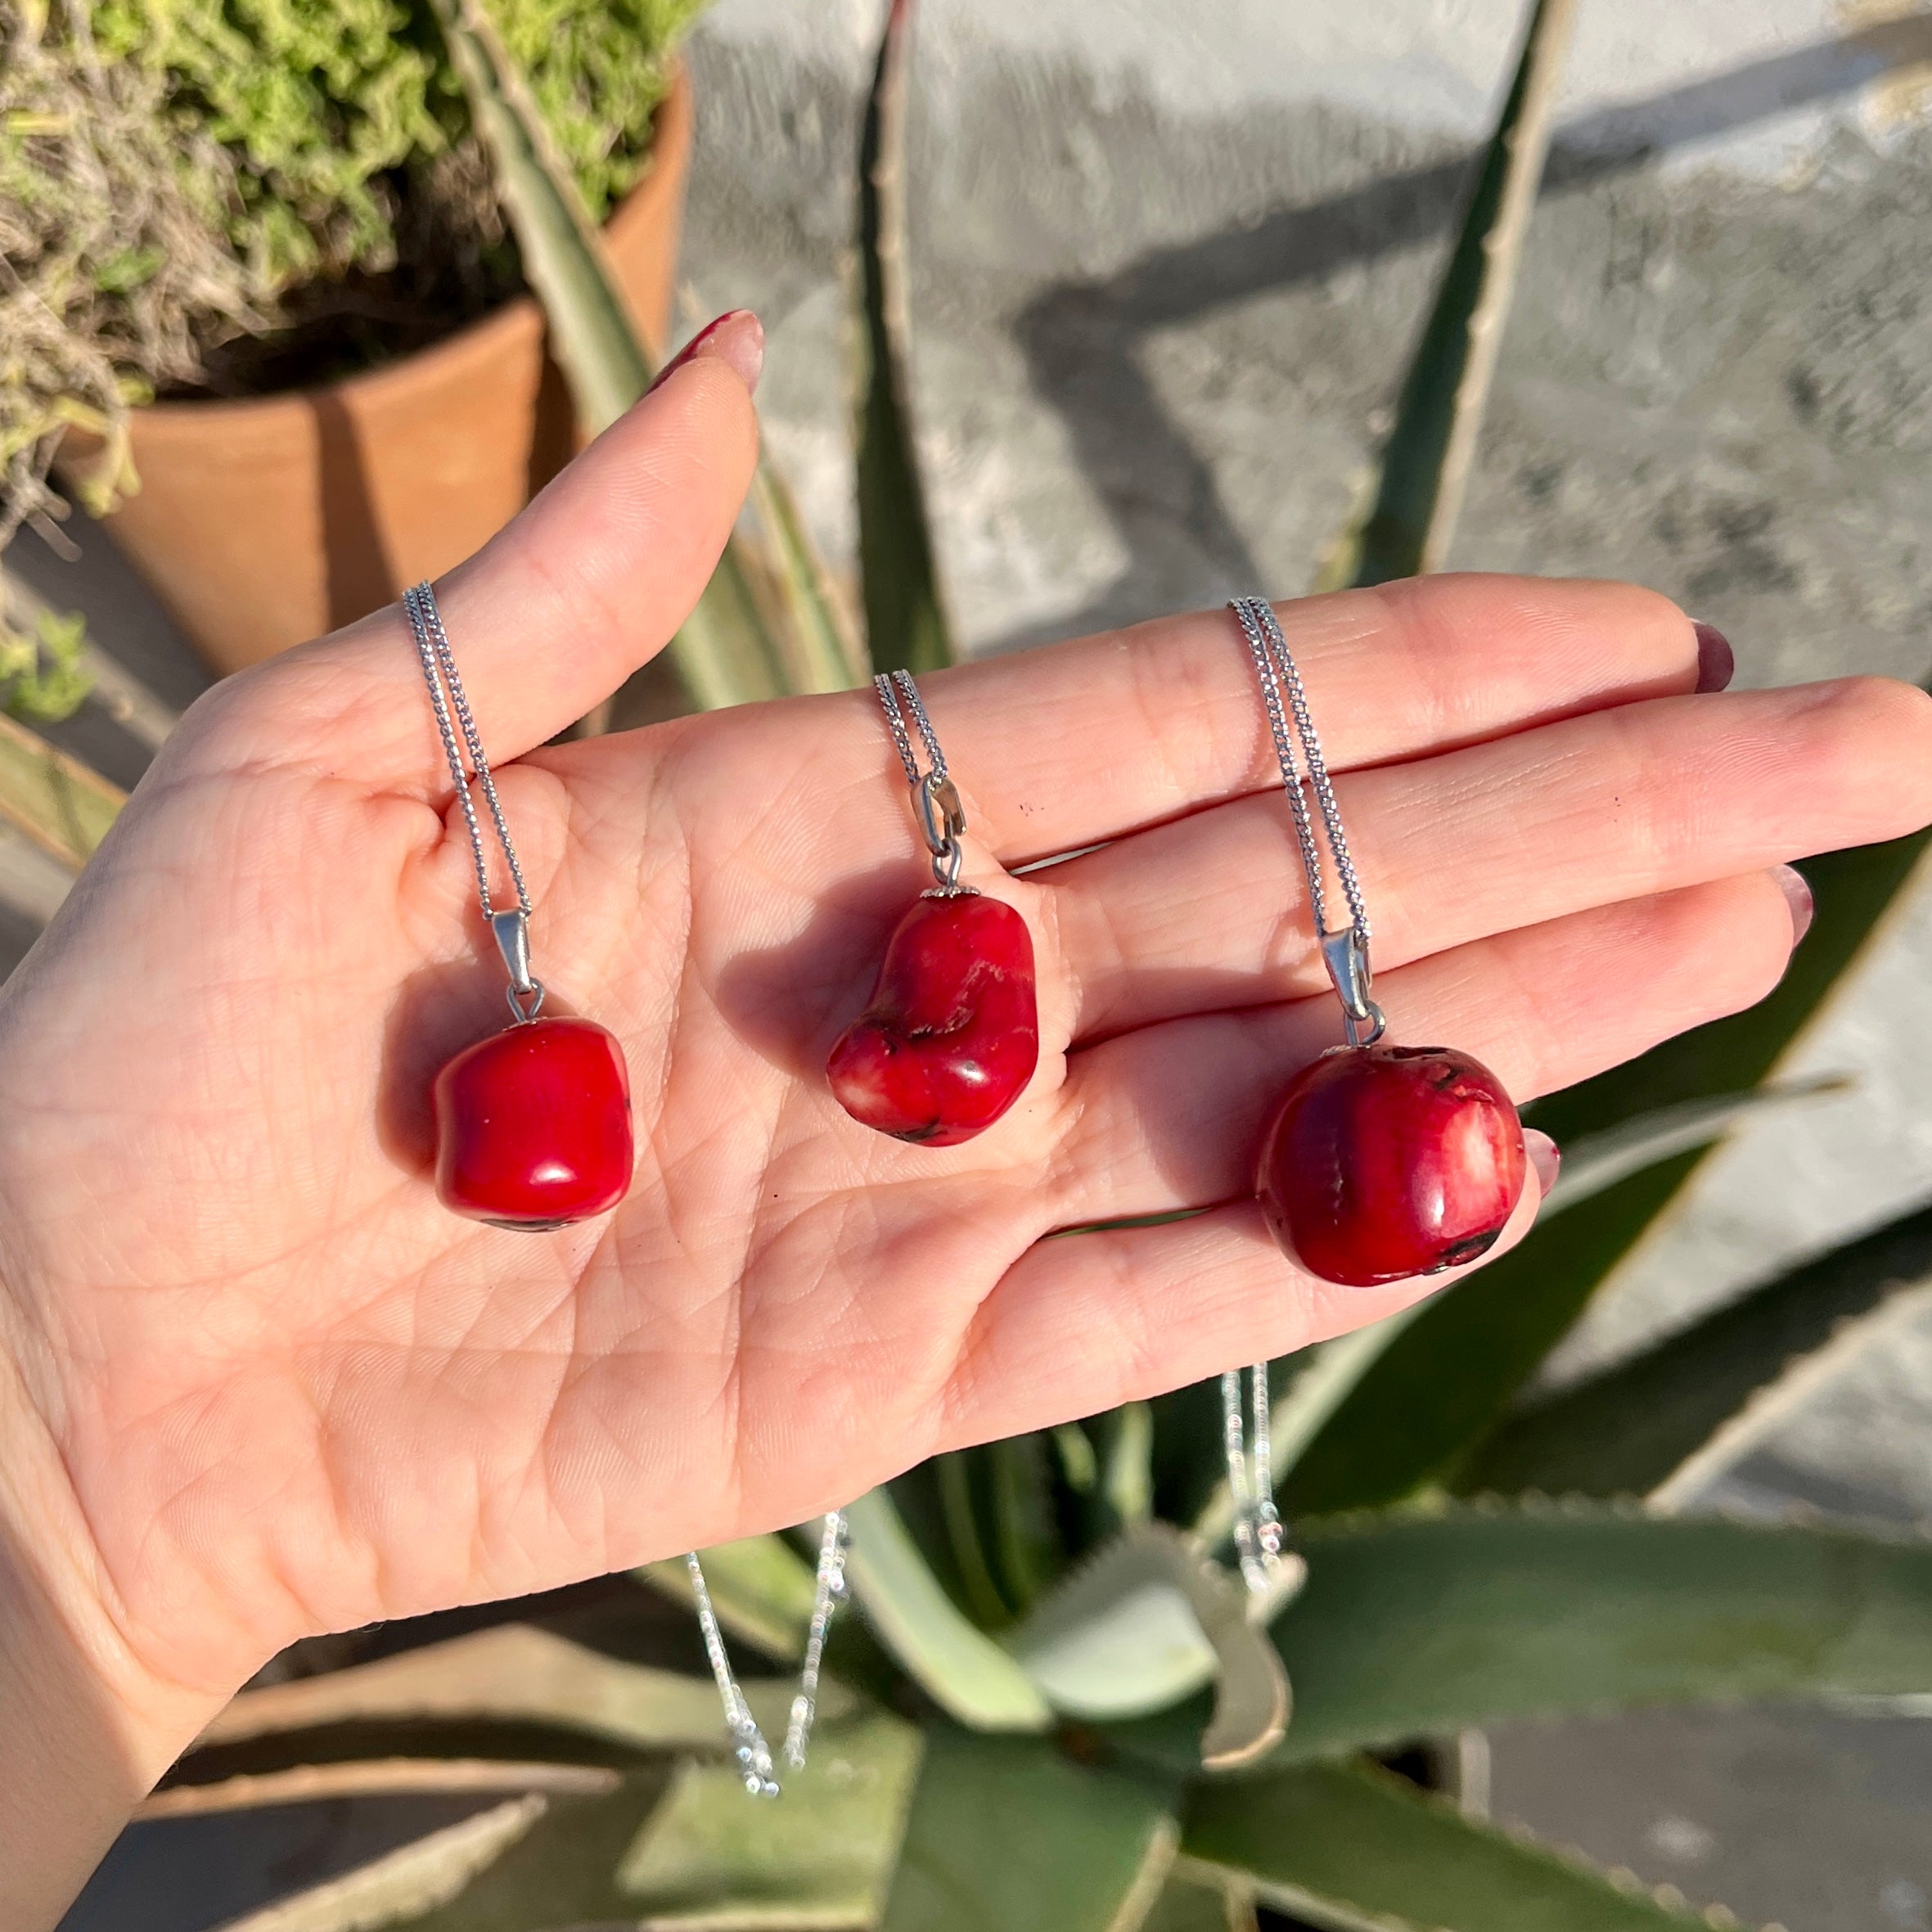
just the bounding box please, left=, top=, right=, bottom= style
left=1221, top=1366, right=1284, bottom=1594
left=1218, top=596, right=1389, bottom=1596
left=876, top=670, right=970, bottom=894
left=1227, top=597, right=1384, bottom=1050
left=404, top=582, right=544, bottom=1024
left=688, top=1512, right=849, bottom=1799
left=405, top=579, right=849, bottom=1793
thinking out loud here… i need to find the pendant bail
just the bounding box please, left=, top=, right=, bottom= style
left=492, top=907, right=534, bottom=993
left=1320, top=925, right=1386, bottom=1049
left=492, top=908, right=545, bottom=1024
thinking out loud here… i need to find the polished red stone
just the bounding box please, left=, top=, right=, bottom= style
left=434, top=1016, right=634, bottom=1227
left=1255, top=1043, right=1525, bottom=1287
left=827, top=891, right=1039, bottom=1146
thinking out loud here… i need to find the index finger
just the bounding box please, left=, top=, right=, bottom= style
left=896, top=574, right=1707, bottom=864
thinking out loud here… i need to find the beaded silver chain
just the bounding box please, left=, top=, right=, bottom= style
left=1218, top=597, right=1385, bottom=1592
left=687, top=1511, right=849, bottom=1798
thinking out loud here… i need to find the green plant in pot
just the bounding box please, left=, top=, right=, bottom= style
left=0, top=0, right=706, bottom=678
left=14, top=0, right=1932, bottom=1925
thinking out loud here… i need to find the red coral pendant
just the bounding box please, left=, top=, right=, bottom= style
left=1255, top=1042, right=1525, bottom=1287
left=434, top=1016, right=634, bottom=1229
left=828, top=891, right=1038, bottom=1146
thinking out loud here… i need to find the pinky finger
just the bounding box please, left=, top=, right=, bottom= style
left=936, top=1169, right=1549, bottom=1455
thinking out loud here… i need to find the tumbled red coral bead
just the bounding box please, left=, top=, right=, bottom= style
left=828, top=891, right=1039, bottom=1146
left=1255, top=1043, right=1525, bottom=1287
left=434, top=1016, right=634, bottom=1228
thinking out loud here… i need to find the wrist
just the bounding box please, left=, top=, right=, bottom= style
left=0, top=1290, right=234, bottom=1926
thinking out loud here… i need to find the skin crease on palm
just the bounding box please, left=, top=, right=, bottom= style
left=2, top=310, right=1932, bottom=1919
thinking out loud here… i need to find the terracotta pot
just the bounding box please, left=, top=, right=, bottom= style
left=69, top=68, right=692, bottom=678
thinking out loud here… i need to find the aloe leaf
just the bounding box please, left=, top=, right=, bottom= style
left=748, top=460, right=869, bottom=693
left=1322, top=0, right=1579, bottom=588
left=1541, top=1073, right=1852, bottom=1215
left=1185, top=1759, right=1730, bottom=1931
left=425, top=0, right=788, bottom=710
left=854, top=0, right=953, bottom=675
left=424, top=0, right=646, bottom=432
left=138, top=1759, right=617, bottom=1817
left=371, top=1769, right=674, bottom=1932
left=1105, top=1403, right=1156, bottom=1527
left=1281, top=831, right=1932, bottom=1516
left=880, top=1728, right=1177, bottom=1932
left=989, top=1433, right=1065, bottom=1616
left=1005, top=1524, right=1294, bottom=1768
left=213, top=1793, right=547, bottom=1932
left=1144, top=1864, right=1259, bottom=1932
left=1271, top=1504, right=1932, bottom=1762
left=194, top=1624, right=849, bottom=1756
left=1106, top=1503, right=1932, bottom=1776
left=843, top=1488, right=1053, bottom=1732
left=0, top=709, right=124, bottom=871
left=635, top=1533, right=819, bottom=1662
left=616, top=1712, right=924, bottom=1928
left=1461, top=1201, right=1932, bottom=1501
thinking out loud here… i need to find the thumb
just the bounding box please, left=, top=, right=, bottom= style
left=244, top=310, right=764, bottom=779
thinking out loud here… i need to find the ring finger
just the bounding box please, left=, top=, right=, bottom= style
left=1043, top=870, right=1800, bottom=1229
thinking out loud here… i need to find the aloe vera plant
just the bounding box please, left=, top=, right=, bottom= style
left=48, top=0, right=1932, bottom=1927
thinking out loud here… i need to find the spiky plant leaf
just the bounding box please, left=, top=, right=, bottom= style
left=139, top=1759, right=618, bottom=1817
left=194, top=1624, right=849, bottom=1758
left=1281, top=831, right=1932, bottom=1516
left=843, top=1489, right=1052, bottom=1732
left=615, top=1713, right=923, bottom=1928
left=1272, top=1506, right=1932, bottom=1762
left=854, top=0, right=953, bottom=675
left=1142, top=1864, right=1259, bottom=1932
left=1005, top=1523, right=1297, bottom=1766
left=1185, top=1759, right=1741, bottom=1931
left=1108, top=1504, right=1932, bottom=1772
left=880, top=1728, right=1177, bottom=1932
left=214, top=1794, right=547, bottom=1932
left=1461, top=1200, right=1932, bottom=1500
left=424, top=0, right=790, bottom=711
left=0, top=707, right=124, bottom=870
left=1321, top=0, right=1578, bottom=588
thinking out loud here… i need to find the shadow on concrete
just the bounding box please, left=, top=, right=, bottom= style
left=1005, top=17, right=1932, bottom=650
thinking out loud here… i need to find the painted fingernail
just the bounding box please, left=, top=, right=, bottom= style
left=1692, top=620, right=1734, bottom=693
left=647, top=309, right=765, bottom=396
left=1772, top=863, right=1814, bottom=944
left=1524, top=1128, right=1561, bottom=1196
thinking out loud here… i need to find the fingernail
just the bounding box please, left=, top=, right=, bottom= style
left=648, top=309, right=764, bottom=396
left=1524, top=1128, right=1560, bottom=1196
left=1692, top=620, right=1734, bottom=694
left=1772, top=862, right=1814, bottom=944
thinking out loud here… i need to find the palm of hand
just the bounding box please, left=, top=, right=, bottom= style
left=0, top=674, right=1086, bottom=1696
left=3, top=358, right=1929, bottom=1718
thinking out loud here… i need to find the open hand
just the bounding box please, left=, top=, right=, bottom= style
left=3, top=317, right=1929, bottom=1843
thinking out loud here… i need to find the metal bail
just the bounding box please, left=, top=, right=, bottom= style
left=916, top=773, right=966, bottom=857
left=1320, top=925, right=1386, bottom=1047
left=491, top=907, right=535, bottom=995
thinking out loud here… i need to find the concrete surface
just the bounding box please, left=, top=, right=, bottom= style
left=20, top=1, right=1932, bottom=1925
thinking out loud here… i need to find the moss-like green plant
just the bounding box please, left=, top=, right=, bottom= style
left=0, top=0, right=705, bottom=540
left=0, top=0, right=704, bottom=715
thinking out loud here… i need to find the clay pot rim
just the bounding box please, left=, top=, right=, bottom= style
left=133, top=61, right=692, bottom=424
